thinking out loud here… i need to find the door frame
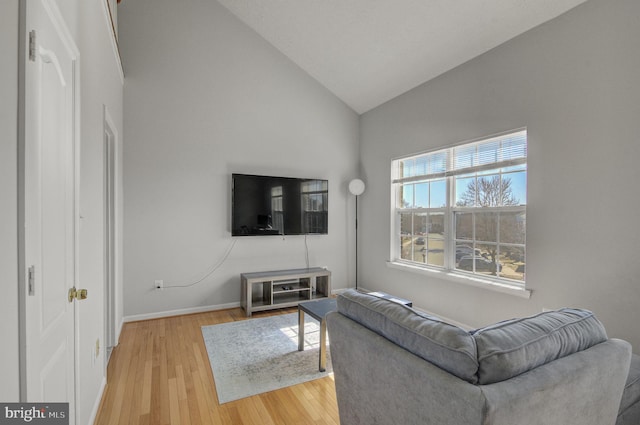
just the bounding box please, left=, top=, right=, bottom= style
left=103, top=105, right=119, bottom=364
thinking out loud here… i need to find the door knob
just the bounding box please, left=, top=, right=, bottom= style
left=68, top=287, right=89, bottom=302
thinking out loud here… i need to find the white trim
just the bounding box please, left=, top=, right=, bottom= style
left=331, top=288, right=352, bottom=295
left=386, top=261, right=531, bottom=299
left=116, top=318, right=124, bottom=344
left=88, top=377, right=107, bottom=425
left=123, top=302, right=242, bottom=323
left=354, top=285, right=374, bottom=293
left=122, top=292, right=355, bottom=323
left=100, top=0, right=124, bottom=83
left=102, top=105, right=119, bottom=353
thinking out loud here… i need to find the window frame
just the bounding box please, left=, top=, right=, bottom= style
left=390, top=129, right=527, bottom=290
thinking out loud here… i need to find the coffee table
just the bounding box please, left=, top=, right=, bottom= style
left=297, top=298, right=337, bottom=372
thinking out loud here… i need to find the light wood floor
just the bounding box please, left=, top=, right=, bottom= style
left=94, top=307, right=340, bottom=425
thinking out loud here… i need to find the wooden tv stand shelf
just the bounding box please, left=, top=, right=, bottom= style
left=241, top=268, right=331, bottom=317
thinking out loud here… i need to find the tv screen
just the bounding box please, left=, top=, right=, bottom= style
left=232, top=174, right=328, bottom=236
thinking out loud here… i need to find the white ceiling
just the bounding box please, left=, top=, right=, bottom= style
left=216, top=0, right=588, bottom=114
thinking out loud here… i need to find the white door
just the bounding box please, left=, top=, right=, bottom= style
left=23, top=0, right=80, bottom=422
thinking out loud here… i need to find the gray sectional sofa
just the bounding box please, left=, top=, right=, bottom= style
left=327, top=290, right=638, bottom=425
left=619, top=353, right=640, bottom=425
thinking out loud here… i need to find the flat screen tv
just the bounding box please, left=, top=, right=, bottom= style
left=232, top=174, right=328, bottom=236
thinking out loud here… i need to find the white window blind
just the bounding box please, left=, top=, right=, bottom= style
left=394, top=130, right=527, bottom=184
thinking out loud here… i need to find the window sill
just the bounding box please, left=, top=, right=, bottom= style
left=386, top=261, right=532, bottom=299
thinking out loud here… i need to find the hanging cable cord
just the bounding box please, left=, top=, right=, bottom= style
left=163, top=239, right=237, bottom=289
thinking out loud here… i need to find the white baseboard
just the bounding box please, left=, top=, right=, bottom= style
left=331, top=287, right=352, bottom=295
left=123, top=288, right=462, bottom=327
left=123, top=301, right=241, bottom=323
left=88, top=377, right=107, bottom=425
left=122, top=290, right=359, bottom=323
left=116, top=318, right=124, bottom=343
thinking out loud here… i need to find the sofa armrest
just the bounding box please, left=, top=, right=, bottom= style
left=481, top=338, right=632, bottom=425
left=327, top=311, right=485, bottom=425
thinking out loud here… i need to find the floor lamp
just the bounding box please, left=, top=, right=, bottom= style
left=349, top=179, right=366, bottom=290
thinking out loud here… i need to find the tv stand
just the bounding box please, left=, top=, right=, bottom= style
left=241, top=268, right=331, bottom=317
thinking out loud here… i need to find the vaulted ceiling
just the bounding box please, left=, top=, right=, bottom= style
left=216, top=0, right=588, bottom=113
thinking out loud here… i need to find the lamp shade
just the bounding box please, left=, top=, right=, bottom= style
left=348, top=179, right=366, bottom=196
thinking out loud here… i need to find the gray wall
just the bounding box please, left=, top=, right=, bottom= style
left=360, top=0, right=640, bottom=350
left=118, top=0, right=360, bottom=317
left=0, top=0, right=20, bottom=402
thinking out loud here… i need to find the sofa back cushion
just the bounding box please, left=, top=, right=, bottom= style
left=473, top=308, right=608, bottom=384
left=336, top=290, right=479, bottom=384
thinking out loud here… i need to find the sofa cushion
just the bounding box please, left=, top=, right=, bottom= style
left=473, top=308, right=608, bottom=385
left=336, top=289, right=479, bottom=383
left=618, top=353, right=640, bottom=418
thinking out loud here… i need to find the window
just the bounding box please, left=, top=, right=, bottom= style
left=391, top=130, right=527, bottom=285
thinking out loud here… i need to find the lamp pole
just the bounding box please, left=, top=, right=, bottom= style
left=348, top=179, right=366, bottom=290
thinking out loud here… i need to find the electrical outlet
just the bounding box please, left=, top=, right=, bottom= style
left=154, top=279, right=163, bottom=290
left=95, top=339, right=100, bottom=358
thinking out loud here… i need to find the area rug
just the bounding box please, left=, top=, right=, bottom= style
left=201, top=313, right=332, bottom=404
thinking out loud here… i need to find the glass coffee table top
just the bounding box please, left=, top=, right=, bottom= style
left=298, top=298, right=337, bottom=321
